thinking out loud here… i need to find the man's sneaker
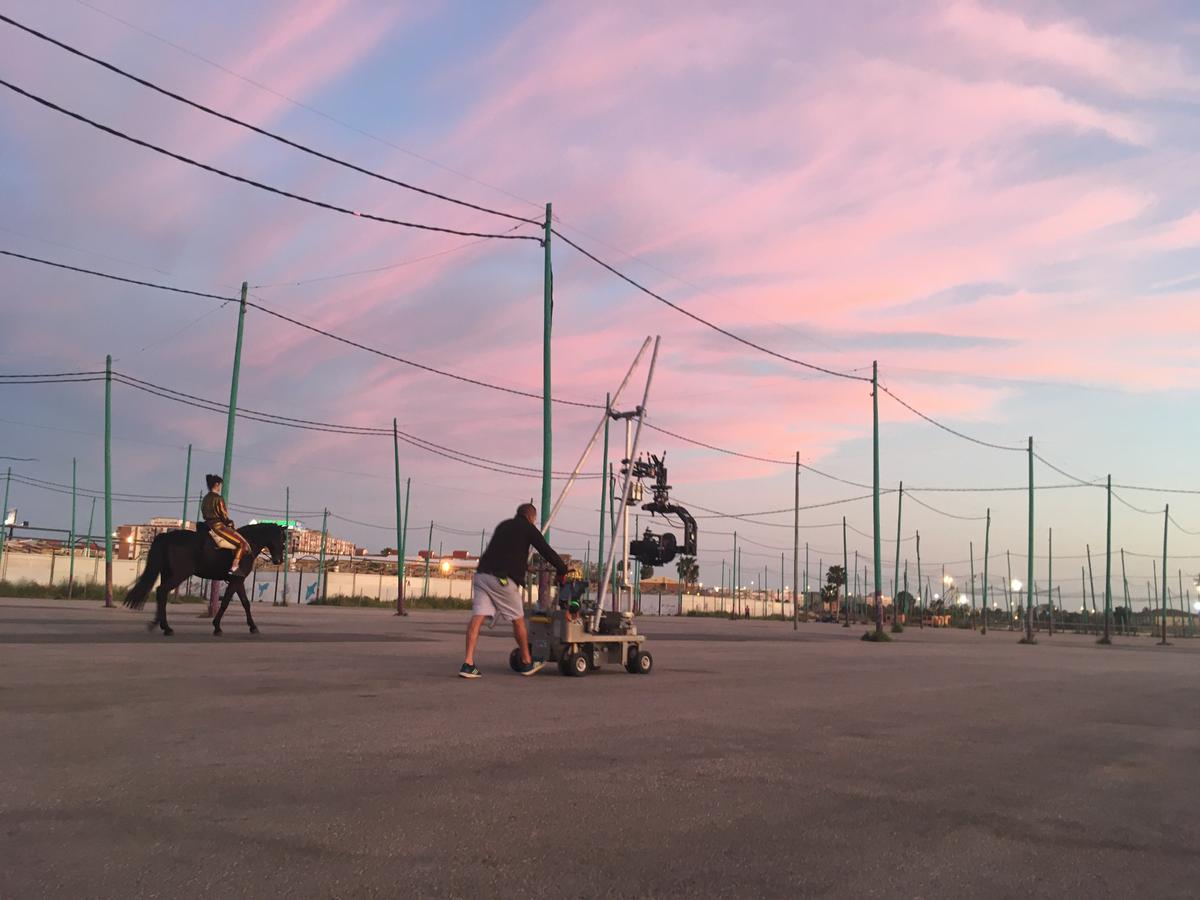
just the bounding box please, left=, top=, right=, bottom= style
left=458, top=663, right=482, bottom=679
left=516, top=659, right=545, bottom=677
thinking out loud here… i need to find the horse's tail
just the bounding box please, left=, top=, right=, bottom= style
left=123, top=533, right=166, bottom=610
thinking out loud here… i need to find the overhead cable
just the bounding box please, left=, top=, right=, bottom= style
left=0, top=14, right=541, bottom=228
left=0, top=77, right=537, bottom=242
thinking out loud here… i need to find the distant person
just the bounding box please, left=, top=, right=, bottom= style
left=200, top=474, right=251, bottom=575
left=460, top=503, right=567, bottom=679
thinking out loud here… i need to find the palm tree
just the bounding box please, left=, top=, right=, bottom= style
left=675, top=554, right=699, bottom=589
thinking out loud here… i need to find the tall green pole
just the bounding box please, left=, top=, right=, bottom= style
left=393, top=418, right=406, bottom=616
left=280, top=486, right=290, bottom=606
left=222, top=282, right=248, bottom=501
left=1022, top=437, right=1036, bottom=643
left=103, top=354, right=114, bottom=608
left=1120, top=548, right=1129, bottom=631
left=1159, top=505, right=1169, bottom=646
left=1100, top=476, right=1113, bottom=644
left=541, top=203, right=553, bottom=536
left=422, top=520, right=433, bottom=599
left=981, top=511, right=990, bottom=635
left=0, top=466, right=9, bottom=580
left=969, top=541, right=976, bottom=631
left=916, top=531, right=923, bottom=629
left=793, top=452, right=799, bottom=630
left=85, top=497, right=95, bottom=562
left=842, top=517, right=849, bottom=627
left=318, top=507, right=328, bottom=602
left=892, top=480, right=903, bottom=631
left=67, top=457, right=77, bottom=598
left=598, top=394, right=609, bottom=602
left=181, top=444, right=192, bottom=529
left=1046, top=527, right=1053, bottom=636
left=805, top=541, right=809, bottom=615
left=730, top=530, right=738, bottom=620
left=871, top=361, right=884, bottom=637
left=400, top=478, right=411, bottom=605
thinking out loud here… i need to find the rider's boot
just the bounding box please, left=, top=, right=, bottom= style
left=229, top=551, right=244, bottom=575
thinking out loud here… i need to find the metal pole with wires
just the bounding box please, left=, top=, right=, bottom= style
left=981, top=512, right=990, bottom=635
left=842, top=518, right=849, bottom=628
left=210, top=281, right=248, bottom=618
left=280, top=486, right=290, bottom=606
left=67, top=457, right=76, bottom=598
left=916, top=531, right=923, bottom=629
left=1100, top=476, right=1113, bottom=644
left=868, top=361, right=887, bottom=640
left=892, top=480, right=903, bottom=632
left=539, top=203, right=553, bottom=610
left=1021, top=436, right=1036, bottom=644
left=793, top=452, right=799, bottom=630
left=1159, top=505, right=1170, bottom=646
left=0, top=466, right=8, bottom=581
left=103, top=354, right=114, bottom=608
left=1046, top=527, right=1053, bottom=636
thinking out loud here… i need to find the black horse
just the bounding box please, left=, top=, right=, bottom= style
left=123, top=523, right=285, bottom=636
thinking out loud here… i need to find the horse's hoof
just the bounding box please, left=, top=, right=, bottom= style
left=249, top=625, right=259, bottom=634
left=162, top=627, right=174, bottom=637
left=212, top=627, right=223, bottom=636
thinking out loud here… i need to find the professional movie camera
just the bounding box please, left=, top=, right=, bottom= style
left=624, top=453, right=697, bottom=567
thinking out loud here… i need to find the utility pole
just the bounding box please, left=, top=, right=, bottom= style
left=392, top=419, right=407, bottom=616
left=793, top=452, right=799, bottom=630
left=598, top=394, right=609, bottom=605
left=318, top=508, right=328, bottom=603
left=1159, top=505, right=1170, bottom=646
left=870, top=361, right=885, bottom=639
left=981, top=511, right=990, bottom=635
left=916, top=530, right=924, bottom=630
left=842, top=518, right=849, bottom=628
left=280, top=486, right=290, bottom=606
left=103, top=354, right=114, bottom=608
left=1046, top=527, right=1053, bottom=636
left=0, top=466, right=9, bottom=580
left=1100, top=476, right=1113, bottom=644
left=892, top=480, right=903, bottom=632
left=422, top=520, right=434, bottom=600
left=730, top=530, right=738, bottom=620
left=67, top=457, right=76, bottom=598
left=540, top=203, right=553, bottom=610
left=1021, top=436, right=1035, bottom=644
left=211, top=281, right=248, bottom=618
left=181, top=444, right=192, bottom=529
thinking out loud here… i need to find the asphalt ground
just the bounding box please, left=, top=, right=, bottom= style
left=1, top=597, right=1197, bottom=899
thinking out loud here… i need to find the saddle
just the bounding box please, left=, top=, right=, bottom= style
left=194, top=523, right=237, bottom=576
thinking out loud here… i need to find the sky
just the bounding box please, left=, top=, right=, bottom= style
left=2, top=0, right=1200, bottom=607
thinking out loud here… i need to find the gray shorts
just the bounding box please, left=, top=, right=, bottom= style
left=471, top=572, right=524, bottom=625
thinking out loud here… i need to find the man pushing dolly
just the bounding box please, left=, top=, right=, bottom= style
left=459, top=503, right=567, bottom=678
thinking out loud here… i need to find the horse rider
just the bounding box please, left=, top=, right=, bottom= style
left=200, top=474, right=251, bottom=574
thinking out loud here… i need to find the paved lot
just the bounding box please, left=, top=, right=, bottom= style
left=1, top=597, right=1197, bottom=899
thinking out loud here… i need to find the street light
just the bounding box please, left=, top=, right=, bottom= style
left=1011, top=579, right=1022, bottom=593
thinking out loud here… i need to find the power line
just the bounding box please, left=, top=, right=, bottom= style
left=877, top=384, right=1024, bottom=452
left=551, top=229, right=870, bottom=383
left=0, top=77, right=538, bottom=242
left=904, top=492, right=989, bottom=522
left=72, top=0, right=545, bottom=213
left=0, top=248, right=603, bottom=408
left=0, top=14, right=541, bottom=229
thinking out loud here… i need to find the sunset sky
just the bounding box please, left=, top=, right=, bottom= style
left=2, top=1, right=1199, bottom=603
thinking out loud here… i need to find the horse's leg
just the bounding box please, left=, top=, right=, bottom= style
left=213, top=581, right=235, bottom=635
left=238, top=579, right=258, bottom=633
left=155, top=583, right=174, bottom=636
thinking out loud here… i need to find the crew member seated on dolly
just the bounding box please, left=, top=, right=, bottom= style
left=459, top=503, right=567, bottom=679
left=200, top=474, right=251, bottom=575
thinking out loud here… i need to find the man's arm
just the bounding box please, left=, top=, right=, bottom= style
left=524, top=519, right=567, bottom=575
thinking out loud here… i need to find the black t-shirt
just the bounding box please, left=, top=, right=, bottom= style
left=477, top=516, right=566, bottom=584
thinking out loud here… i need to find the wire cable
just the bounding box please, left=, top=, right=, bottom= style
left=904, top=492, right=989, bottom=522
left=0, top=14, right=542, bottom=228
left=551, top=229, right=869, bottom=383
left=0, top=249, right=603, bottom=408
left=0, top=77, right=538, bottom=242
left=877, top=384, right=1025, bottom=452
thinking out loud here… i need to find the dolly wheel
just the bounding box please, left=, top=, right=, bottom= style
left=630, top=649, right=653, bottom=675
left=509, top=647, right=525, bottom=672
left=566, top=651, right=589, bottom=677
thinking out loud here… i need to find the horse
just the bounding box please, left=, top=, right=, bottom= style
left=123, top=522, right=285, bottom=636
